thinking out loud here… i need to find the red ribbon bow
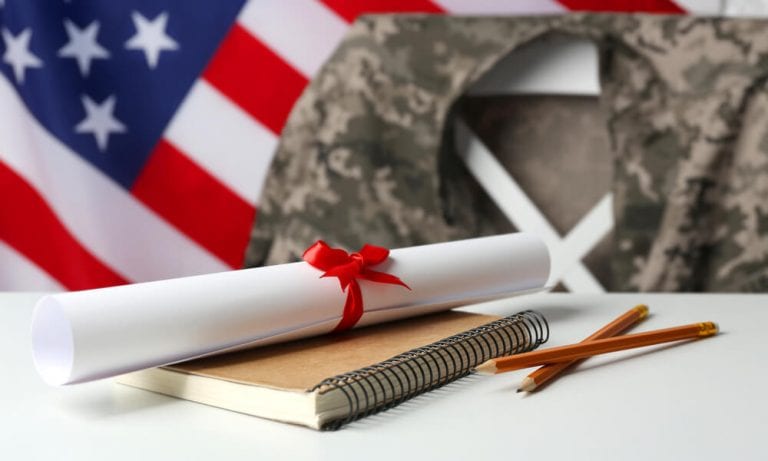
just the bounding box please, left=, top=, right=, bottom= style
left=303, top=241, right=410, bottom=332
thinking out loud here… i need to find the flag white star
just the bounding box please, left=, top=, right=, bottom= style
left=2, top=28, right=43, bottom=84
left=75, top=95, right=126, bottom=152
left=58, top=19, right=110, bottom=77
left=125, top=11, right=178, bottom=69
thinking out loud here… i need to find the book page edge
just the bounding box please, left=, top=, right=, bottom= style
left=115, top=367, right=325, bottom=430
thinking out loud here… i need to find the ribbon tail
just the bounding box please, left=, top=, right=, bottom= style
left=333, top=281, right=364, bottom=332
left=362, top=269, right=411, bottom=290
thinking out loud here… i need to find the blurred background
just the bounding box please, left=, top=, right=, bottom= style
left=1, top=0, right=766, bottom=293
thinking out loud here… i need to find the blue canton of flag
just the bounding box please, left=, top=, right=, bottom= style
left=1, top=0, right=244, bottom=187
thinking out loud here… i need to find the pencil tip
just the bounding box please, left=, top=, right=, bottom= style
left=518, top=377, right=537, bottom=393
left=474, top=360, right=497, bottom=375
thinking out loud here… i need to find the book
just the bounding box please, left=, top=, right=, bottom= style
left=117, top=310, right=548, bottom=430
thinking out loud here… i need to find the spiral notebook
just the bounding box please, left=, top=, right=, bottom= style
left=117, top=310, right=548, bottom=430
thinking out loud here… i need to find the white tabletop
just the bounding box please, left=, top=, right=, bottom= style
left=2, top=292, right=766, bottom=460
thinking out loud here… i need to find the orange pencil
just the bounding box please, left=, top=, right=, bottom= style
left=475, top=321, right=718, bottom=375
left=518, top=304, right=649, bottom=393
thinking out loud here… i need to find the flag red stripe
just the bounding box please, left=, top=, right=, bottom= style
left=556, top=0, right=685, bottom=13
left=131, top=139, right=256, bottom=269
left=203, top=24, right=308, bottom=135
left=0, top=161, right=128, bottom=290
left=320, top=0, right=445, bottom=23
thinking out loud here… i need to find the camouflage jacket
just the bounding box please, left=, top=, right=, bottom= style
left=245, top=14, right=768, bottom=292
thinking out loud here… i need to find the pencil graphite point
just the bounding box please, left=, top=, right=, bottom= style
left=517, top=377, right=537, bottom=393
left=474, top=360, right=498, bottom=375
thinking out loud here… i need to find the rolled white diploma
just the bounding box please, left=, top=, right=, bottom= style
left=31, top=233, right=549, bottom=385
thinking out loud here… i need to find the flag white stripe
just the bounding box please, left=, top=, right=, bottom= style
left=0, top=240, right=65, bottom=291
left=238, top=0, right=349, bottom=78
left=434, top=0, right=567, bottom=15
left=678, top=0, right=718, bottom=14
left=0, top=75, right=229, bottom=283
left=164, top=80, right=277, bottom=205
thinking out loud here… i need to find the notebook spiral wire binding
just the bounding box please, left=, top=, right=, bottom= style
left=313, top=310, right=548, bottom=430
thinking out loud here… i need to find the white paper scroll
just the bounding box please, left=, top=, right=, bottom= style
left=31, top=233, right=549, bottom=385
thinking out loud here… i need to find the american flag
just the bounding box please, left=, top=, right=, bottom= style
left=0, top=0, right=689, bottom=291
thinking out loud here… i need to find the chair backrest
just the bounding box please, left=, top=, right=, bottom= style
left=456, top=34, right=613, bottom=292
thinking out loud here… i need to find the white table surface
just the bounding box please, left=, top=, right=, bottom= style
left=2, top=292, right=766, bottom=460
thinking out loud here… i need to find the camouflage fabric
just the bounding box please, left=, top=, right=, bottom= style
left=244, top=14, right=768, bottom=292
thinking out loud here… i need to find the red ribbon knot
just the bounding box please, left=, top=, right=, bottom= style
left=303, top=241, right=410, bottom=332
